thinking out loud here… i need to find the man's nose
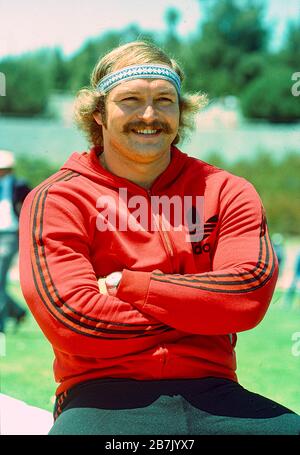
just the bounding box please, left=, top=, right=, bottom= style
left=139, top=103, right=158, bottom=122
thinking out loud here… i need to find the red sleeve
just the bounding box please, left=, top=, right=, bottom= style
left=117, top=181, right=278, bottom=335
left=19, top=183, right=169, bottom=357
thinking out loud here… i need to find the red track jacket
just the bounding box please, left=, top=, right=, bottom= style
left=19, top=146, right=278, bottom=396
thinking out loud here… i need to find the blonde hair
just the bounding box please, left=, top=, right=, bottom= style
left=74, top=41, right=207, bottom=147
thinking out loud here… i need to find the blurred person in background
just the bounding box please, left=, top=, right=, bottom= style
left=271, top=232, right=285, bottom=294
left=284, top=250, right=300, bottom=309
left=271, top=233, right=285, bottom=276
left=0, top=150, right=30, bottom=333
left=19, top=41, right=300, bottom=435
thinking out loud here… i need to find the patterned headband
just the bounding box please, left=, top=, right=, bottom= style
left=96, top=64, right=181, bottom=95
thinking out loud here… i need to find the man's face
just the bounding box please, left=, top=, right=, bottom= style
left=95, top=78, right=180, bottom=163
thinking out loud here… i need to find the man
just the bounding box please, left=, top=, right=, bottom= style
left=284, top=250, right=300, bottom=308
left=19, top=41, right=300, bottom=435
left=0, top=150, right=29, bottom=333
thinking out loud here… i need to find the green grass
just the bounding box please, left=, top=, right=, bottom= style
left=236, top=295, right=300, bottom=414
left=1, top=286, right=300, bottom=414
left=0, top=285, right=55, bottom=411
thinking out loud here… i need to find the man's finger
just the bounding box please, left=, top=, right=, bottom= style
left=98, top=277, right=108, bottom=294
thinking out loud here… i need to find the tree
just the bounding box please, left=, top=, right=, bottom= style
left=279, top=19, right=300, bottom=68
left=235, top=52, right=267, bottom=90
left=68, top=27, right=156, bottom=91
left=162, top=7, right=184, bottom=67
left=182, top=0, right=270, bottom=96
left=0, top=53, right=51, bottom=116
left=15, top=155, right=59, bottom=188
left=164, top=7, right=181, bottom=44
left=50, top=48, right=71, bottom=91
left=206, top=151, right=300, bottom=235
left=240, top=65, right=300, bottom=122
left=69, top=39, right=109, bottom=90
left=197, top=0, right=269, bottom=51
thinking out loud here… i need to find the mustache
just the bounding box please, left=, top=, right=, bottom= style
left=123, top=120, right=173, bottom=134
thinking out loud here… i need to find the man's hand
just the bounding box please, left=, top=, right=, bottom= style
left=98, top=277, right=108, bottom=295
left=98, top=271, right=123, bottom=297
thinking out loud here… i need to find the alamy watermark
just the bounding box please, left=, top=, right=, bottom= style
left=96, top=188, right=204, bottom=242
left=0, top=72, right=6, bottom=96
left=291, top=72, right=300, bottom=97
left=291, top=332, right=300, bottom=357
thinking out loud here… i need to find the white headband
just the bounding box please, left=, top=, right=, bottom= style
left=96, top=64, right=181, bottom=95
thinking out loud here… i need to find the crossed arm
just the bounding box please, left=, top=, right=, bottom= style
left=19, top=180, right=278, bottom=358
left=99, top=181, right=278, bottom=335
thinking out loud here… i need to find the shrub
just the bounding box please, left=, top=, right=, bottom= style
left=240, top=66, right=300, bottom=122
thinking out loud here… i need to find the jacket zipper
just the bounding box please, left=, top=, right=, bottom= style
left=159, top=213, right=174, bottom=260
left=147, top=189, right=175, bottom=272
left=161, top=344, right=167, bottom=369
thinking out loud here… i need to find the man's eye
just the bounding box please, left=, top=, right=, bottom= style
left=121, top=97, right=138, bottom=102
left=157, top=97, right=173, bottom=103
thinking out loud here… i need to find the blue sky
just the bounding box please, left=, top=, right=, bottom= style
left=0, top=0, right=299, bottom=58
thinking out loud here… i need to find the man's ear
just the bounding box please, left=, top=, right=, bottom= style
left=93, top=111, right=103, bottom=126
